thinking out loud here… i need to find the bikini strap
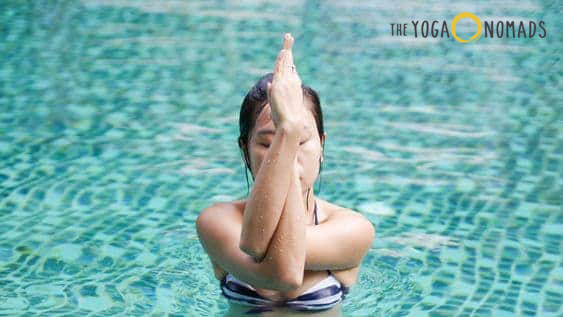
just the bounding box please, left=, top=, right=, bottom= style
left=314, top=200, right=318, bottom=225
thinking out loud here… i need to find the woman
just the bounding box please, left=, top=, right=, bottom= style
left=196, top=33, right=375, bottom=316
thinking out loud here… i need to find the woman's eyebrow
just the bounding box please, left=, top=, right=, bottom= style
left=257, top=129, right=275, bottom=136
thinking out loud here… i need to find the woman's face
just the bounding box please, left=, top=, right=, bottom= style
left=246, top=103, right=324, bottom=193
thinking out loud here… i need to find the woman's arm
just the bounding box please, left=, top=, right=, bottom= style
left=255, top=161, right=307, bottom=287
left=197, top=202, right=304, bottom=292
left=239, top=124, right=301, bottom=259
left=265, top=176, right=374, bottom=272
left=304, top=210, right=375, bottom=271
left=239, top=33, right=304, bottom=259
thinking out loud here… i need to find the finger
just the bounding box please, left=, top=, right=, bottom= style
left=289, top=35, right=295, bottom=64
left=283, top=33, right=292, bottom=50
left=279, top=49, right=291, bottom=78
left=288, top=34, right=294, bottom=50
left=273, top=49, right=286, bottom=78
left=284, top=35, right=295, bottom=75
left=287, top=49, right=294, bottom=72
left=279, top=34, right=292, bottom=76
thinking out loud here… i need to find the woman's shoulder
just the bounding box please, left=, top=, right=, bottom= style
left=317, top=198, right=366, bottom=223
left=200, top=200, right=245, bottom=221
left=196, top=201, right=246, bottom=237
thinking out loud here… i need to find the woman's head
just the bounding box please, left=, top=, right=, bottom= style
left=238, top=73, right=325, bottom=193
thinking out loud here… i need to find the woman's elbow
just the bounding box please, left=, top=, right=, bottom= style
left=239, top=242, right=266, bottom=262
left=277, top=270, right=303, bottom=292
left=281, top=261, right=304, bottom=289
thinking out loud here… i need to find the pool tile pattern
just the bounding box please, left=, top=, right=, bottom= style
left=0, top=1, right=560, bottom=316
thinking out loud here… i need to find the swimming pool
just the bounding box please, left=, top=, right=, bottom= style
left=0, top=1, right=560, bottom=316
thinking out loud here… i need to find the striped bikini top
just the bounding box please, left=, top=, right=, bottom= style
left=220, top=200, right=349, bottom=314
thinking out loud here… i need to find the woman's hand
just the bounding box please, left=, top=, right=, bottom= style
left=267, top=33, right=305, bottom=132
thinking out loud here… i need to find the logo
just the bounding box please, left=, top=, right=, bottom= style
left=451, top=12, right=482, bottom=43
left=390, top=12, right=546, bottom=42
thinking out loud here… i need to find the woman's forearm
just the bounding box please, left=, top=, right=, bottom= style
left=239, top=124, right=301, bottom=259
left=259, top=163, right=306, bottom=288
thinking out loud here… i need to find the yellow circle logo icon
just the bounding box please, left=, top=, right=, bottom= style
left=451, top=12, right=482, bottom=43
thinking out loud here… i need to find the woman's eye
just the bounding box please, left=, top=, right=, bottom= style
left=261, top=143, right=270, bottom=148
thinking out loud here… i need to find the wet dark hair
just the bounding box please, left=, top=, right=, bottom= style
left=238, top=72, right=325, bottom=195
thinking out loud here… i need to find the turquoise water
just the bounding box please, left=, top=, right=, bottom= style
left=0, top=1, right=560, bottom=316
